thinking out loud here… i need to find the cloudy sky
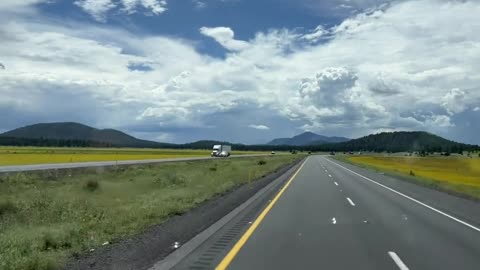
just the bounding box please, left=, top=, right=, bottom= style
left=1, top=0, right=479, bottom=144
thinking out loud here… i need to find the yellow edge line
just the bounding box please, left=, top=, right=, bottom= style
left=215, top=158, right=308, bottom=270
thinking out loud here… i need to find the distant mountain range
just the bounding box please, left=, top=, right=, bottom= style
left=0, top=122, right=478, bottom=152
left=0, top=122, right=171, bottom=148
left=267, top=131, right=350, bottom=146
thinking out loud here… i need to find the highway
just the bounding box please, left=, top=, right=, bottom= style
left=167, top=155, right=480, bottom=270
left=0, top=154, right=268, bottom=173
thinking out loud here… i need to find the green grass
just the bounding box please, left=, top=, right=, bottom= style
left=0, top=147, right=268, bottom=166
left=0, top=155, right=301, bottom=270
left=334, top=155, right=480, bottom=200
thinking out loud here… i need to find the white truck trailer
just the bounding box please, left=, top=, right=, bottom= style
left=211, top=145, right=232, bottom=157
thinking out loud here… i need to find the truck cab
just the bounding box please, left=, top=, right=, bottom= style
left=211, top=145, right=231, bottom=157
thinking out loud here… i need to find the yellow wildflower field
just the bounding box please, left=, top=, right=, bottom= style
left=0, top=147, right=265, bottom=166
left=347, top=155, right=480, bottom=188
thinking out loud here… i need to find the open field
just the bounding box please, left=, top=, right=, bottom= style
left=0, top=147, right=268, bottom=166
left=0, top=154, right=301, bottom=270
left=341, top=155, right=480, bottom=199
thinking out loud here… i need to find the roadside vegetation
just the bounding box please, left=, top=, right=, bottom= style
left=338, top=154, right=480, bottom=200
left=0, top=147, right=267, bottom=166
left=0, top=155, right=300, bottom=270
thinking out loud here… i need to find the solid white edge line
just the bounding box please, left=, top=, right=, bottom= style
left=388, top=251, right=409, bottom=270
left=324, top=157, right=480, bottom=233
left=347, top=197, right=356, bottom=206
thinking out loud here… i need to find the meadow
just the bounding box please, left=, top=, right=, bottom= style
left=344, top=155, right=480, bottom=199
left=0, top=147, right=266, bottom=166
left=0, top=154, right=301, bottom=270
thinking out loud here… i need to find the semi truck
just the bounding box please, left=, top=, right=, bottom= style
left=211, top=145, right=231, bottom=157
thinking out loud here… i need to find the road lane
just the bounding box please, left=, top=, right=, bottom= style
left=322, top=157, right=480, bottom=270
left=223, top=156, right=395, bottom=270
left=217, top=155, right=480, bottom=270
left=0, top=154, right=269, bottom=173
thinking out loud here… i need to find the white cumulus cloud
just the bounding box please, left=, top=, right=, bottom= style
left=200, top=26, right=250, bottom=51
left=302, top=25, right=327, bottom=43
left=442, top=88, right=466, bottom=115
left=74, top=0, right=167, bottom=22
left=248, top=124, right=270, bottom=130
left=74, top=0, right=117, bottom=22
left=122, top=0, right=167, bottom=14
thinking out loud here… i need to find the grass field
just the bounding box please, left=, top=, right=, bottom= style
left=0, top=154, right=301, bottom=270
left=343, top=155, right=480, bottom=199
left=0, top=147, right=267, bottom=166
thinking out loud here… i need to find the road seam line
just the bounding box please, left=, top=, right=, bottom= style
left=347, top=197, right=356, bottom=206
left=388, top=251, right=409, bottom=270
left=324, top=157, right=480, bottom=233
left=215, top=158, right=308, bottom=270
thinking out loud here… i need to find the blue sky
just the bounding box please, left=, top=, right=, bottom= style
left=1, top=0, right=480, bottom=144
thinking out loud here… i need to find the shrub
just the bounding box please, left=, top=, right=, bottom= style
left=0, top=199, right=16, bottom=216
left=84, top=179, right=99, bottom=192
left=257, top=160, right=267, bottom=166
left=209, top=167, right=217, bottom=171
left=41, top=232, right=72, bottom=251
left=409, top=170, right=415, bottom=176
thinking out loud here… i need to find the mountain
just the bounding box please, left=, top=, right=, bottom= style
left=0, top=122, right=171, bottom=148
left=267, top=132, right=350, bottom=146
left=1, top=123, right=477, bottom=153
left=311, top=131, right=479, bottom=153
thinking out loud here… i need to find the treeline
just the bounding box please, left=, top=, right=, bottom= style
left=308, top=132, right=479, bottom=153
left=0, top=137, right=298, bottom=151
left=1, top=132, right=478, bottom=153
left=0, top=137, right=114, bottom=147
left=0, top=136, right=176, bottom=149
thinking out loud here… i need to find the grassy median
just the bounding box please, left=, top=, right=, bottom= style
left=336, top=155, right=480, bottom=200
left=0, top=155, right=301, bottom=270
left=0, top=147, right=267, bottom=166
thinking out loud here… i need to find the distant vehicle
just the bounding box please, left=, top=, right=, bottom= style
left=349, top=151, right=354, bottom=154
left=211, top=145, right=231, bottom=157
left=271, top=151, right=276, bottom=154
left=330, top=152, right=335, bottom=155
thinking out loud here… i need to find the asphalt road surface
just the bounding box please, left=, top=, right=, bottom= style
left=169, top=155, right=480, bottom=270
left=0, top=154, right=268, bottom=173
